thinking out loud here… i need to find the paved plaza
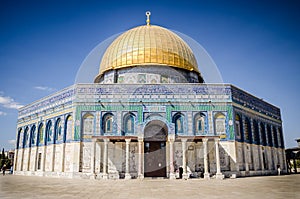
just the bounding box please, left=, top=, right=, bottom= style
left=0, top=174, right=299, bottom=199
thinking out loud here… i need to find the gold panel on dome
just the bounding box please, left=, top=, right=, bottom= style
left=95, top=25, right=199, bottom=82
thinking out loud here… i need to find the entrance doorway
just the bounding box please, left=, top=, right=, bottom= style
left=144, top=120, right=167, bottom=177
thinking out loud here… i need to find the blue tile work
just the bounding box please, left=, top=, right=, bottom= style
left=17, top=83, right=282, bottom=147
left=75, top=83, right=232, bottom=96
left=231, top=85, right=281, bottom=118
left=18, top=87, right=75, bottom=117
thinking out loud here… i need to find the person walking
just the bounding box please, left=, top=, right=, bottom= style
left=277, top=164, right=281, bottom=175
left=2, top=164, right=6, bottom=176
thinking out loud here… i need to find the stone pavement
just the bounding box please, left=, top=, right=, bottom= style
left=0, top=174, right=299, bottom=199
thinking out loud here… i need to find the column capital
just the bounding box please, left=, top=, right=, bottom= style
left=181, top=138, right=188, bottom=143
left=168, top=135, right=175, bottom=142
left=214, top=138, right=220, bottom=143
left=103, top=138, right=110, bottom=143
left=202, top=138, right=208, bottom=143
left=125, top=138, right=131, bottom=143
left=138, top=137, right=143, bottom=142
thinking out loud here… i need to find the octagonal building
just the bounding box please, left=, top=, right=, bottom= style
left=14, top=14, right=286, bottom=179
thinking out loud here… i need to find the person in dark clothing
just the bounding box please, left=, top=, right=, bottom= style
left=179, top=167, right=183, bottom=179
left=2, top=164, right=6, bottom=176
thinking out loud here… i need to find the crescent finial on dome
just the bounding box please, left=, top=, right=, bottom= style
left=146, top=11, right=151, bottom=26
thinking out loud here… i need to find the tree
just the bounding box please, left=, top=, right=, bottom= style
left=1, top=148, right=4, bottom=159
left=0, top=148, right=8, bottom=169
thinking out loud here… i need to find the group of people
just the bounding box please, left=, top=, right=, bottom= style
left=1, top=164, right=13, bottom=175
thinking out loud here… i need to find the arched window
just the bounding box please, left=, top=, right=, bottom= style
left=194, top=113, right=205, bottom=134
left=235, top=114, right=243, bottom=138
left=253, top=120, right=259, bottom=144
left=260, top=123, right=266, bottom=146
left=278, top=127, right=284, bottom=148
left=173, top=113, right=184, bottom=135
left=244, top=118, right=252, bottom=143
left=102, top=113, right=114, bottom=134
left=45, top=120, right=53, bottom=144
left=54, top=118, right=62, bottom=143
left=266, top=124, right=273, bottom=147
left=17, top=129, right=22, bottom=149
left=30, top=125, right=36, bottom=147
left=64, top=115, right=73, bottom=142
left=273, top=126, right=278, bottom=148
left=123, top=113, right=135, bottom=135
left=24, top=127, right=29, bottom=148
left=214, top=112, right=226, bottom=135
left=37, top=123, right=44, bottom=146
left=83, top=113, right=94, bottom=135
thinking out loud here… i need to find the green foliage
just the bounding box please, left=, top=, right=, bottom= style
left=1, top=148, right=4, bottom=159
left=0, top=148, right=11, bottom=170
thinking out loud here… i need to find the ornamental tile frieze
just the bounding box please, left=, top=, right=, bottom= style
left=231, top=86, right=280, bottom=117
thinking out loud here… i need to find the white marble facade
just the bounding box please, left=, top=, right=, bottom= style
left=14, top=84, right=286, bottom=179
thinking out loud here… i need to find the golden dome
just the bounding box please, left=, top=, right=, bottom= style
left=94, top=25, right=199, bottom=82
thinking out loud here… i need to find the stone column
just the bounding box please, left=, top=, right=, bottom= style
left=260, top=147, right=265, bottom=171
left=168, top=135, right=176, bottom=179
left=51, top=144, right=55, bottom=172
left=138, top=137, right=144, bottom=179
left=181, top=138, right=188, bottom=179
left=254, top=145, right=260, bottom=171
left=244, top=144, right=249, bottom=172
left=215, top=138, right=224, bottom=179
left=61, top=142, right=66, bottom=172
left=90, top=139, right=96, bottom=178
left=34, top=145, right=39, bottom=171
left=20, top=148, right=24, bottom=171
left=242, top=117, right=249, bottom=172
left=42, top=145, right=47, bottom=172
left=14, top=149, right=19, bottom=171
left=27, top=143, right=32, bottom=171
left=282, top=148, right=286, bottom=171
left=42, top=120, right=47, bottom=172
left=51, top=121, right=56, bottom=172
left=264, top=125, right=270, bottom=171
left=203, top=138, right=210, bottom=179
left=125, top=139, right=131, bottom=179
left=102, top=139, right=109, bottom=179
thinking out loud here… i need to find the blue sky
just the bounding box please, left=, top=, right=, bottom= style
left=0, top=0, right=299, bottom=150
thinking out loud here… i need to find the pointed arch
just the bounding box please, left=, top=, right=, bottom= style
left=123, top=112, right=135, bottom=135
left=45, top=120, right=53, bottom=145
left=214, top=112, right=226, bottom=135
left=82, top=113, right=95, bottom=135
left=17, top=128, right=22, bottom=149
left=24, top=127, right=29, bottom=148
left=64, top=115, right=73, bottom=142
left=194, top=112, right=206, bottom=135
left=102, top=113, right=114, bottom=134
left=253, top=120, right=259, bottom=144
left=244, top=117, right=252, bottom=143
left=260, top=122, right=266, bottom=146
left=54, top=118, right=62, bottom=144
left=30, top=125, right=36, bottom=147
left=235, top=113, right=243, bottom=139
left=37, top=123, right=44, bottom=146
left=266, top=124, right=273, bottom=147
left=278, top=127, right=284, bottom=148
left=172, top=112, right=184, bottom=135
left=272, top=126, right=278, bottom=148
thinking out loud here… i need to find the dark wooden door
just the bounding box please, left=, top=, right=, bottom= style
left=144, top=141, right=166, bottom=177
